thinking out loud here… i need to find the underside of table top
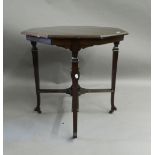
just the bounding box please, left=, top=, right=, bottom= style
left=21, top=26, right=128, bottom=39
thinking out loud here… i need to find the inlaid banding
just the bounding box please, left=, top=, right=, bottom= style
left=113, top=49, right=119, bottom=52
left=113, top=47, right=119, bottom=51
left=72, top=57, right=79, bottom=63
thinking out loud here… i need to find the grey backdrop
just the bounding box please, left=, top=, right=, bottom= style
left=4, top=0, right=151, bottom=155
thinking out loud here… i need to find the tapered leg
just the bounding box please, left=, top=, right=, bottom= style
left=109, top=42, right=119, bottom=114
left=31, top=41, right=41, bottom=114
left=71, top=43, right=80, bottom=138
left=72, top=84, right=80, bottom=112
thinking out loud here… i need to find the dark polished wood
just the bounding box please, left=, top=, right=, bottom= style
left=37, top=87, right=113, bottom=95
left=109, top=42, right=119, bottom=114
left=31, top=41, right=41, bottom=114
left=22, top=26, right=128, bottom=138
left=70, top=41, right=80, bottom=138
left=51, top=35, right=124, bottom=50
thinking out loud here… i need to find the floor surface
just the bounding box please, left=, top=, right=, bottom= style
left=4, top=77, right=150, bottom=155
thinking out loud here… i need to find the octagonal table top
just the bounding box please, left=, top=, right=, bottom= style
left=21, top=26, right=128, bottom=39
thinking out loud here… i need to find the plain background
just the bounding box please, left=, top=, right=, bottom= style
left=4, top=0, right=150, bottom=155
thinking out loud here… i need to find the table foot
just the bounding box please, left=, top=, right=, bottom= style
left=73, top=132, right=77, bottom=138
left=34, top=106, right=42, bottom=114
left=109, top=106, right=117, bottom=114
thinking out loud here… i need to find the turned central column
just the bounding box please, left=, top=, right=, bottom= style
left=70, top=41, right=80, bottom=138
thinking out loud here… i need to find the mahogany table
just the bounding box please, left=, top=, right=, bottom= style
left=21, top=26, right=128, bottom=138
